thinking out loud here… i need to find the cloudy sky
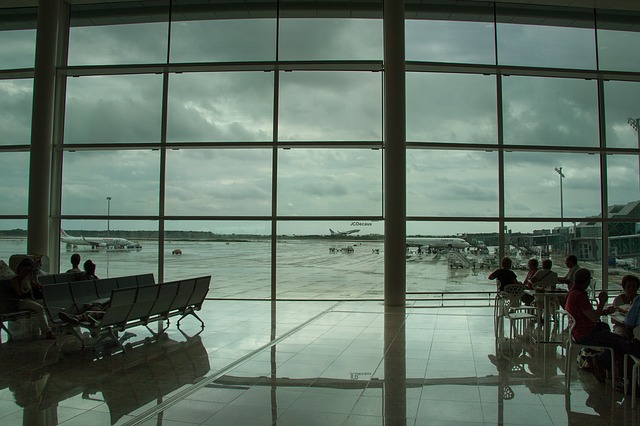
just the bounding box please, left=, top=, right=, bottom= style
left=1, top=5, right=639, bottom=237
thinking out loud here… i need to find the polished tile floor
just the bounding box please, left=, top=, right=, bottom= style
left=0, top=300, right=638, bottom=425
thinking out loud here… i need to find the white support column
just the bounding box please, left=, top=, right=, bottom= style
left=383, top=0, right=406, bottom=307
left=27, top=0, right=62, bottom=257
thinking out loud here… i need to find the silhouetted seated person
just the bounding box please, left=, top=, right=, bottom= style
left=83, top=259, right=99, bottom=280
left=7, top=257, right=55, bottom=339
left=66, top=253, right=82, bottom=273
left=488, top=256, right=518, bottom=292
left=565, top=268, right=635, bottom=384
left=611, top=274, right=639, bottom=338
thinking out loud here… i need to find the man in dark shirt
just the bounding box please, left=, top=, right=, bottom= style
left=489, top=257, right=518, bottom=292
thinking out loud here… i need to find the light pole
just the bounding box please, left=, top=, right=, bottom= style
left=106, top=196, right=111, bottom=238
left=628, top=117, right=640, bottom=190
left=555, top=167, right=565, bottom=229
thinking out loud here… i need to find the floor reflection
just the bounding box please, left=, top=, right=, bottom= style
left=1, top=301, right=640, bottom=425
left=0, top=335, right=209, bottom=425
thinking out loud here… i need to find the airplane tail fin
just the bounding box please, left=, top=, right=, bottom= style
left=329, top=229, right=336, bottom=235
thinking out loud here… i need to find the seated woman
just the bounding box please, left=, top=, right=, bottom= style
left=7, top=257, right=55, bottom=339
left=612, top=275, right=639, bottom=338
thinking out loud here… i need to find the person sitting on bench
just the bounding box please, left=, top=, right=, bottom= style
left=7, top=257, right=55, bottom=339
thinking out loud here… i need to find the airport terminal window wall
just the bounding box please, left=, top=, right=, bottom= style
left=1, top=1, right=640, bottom=299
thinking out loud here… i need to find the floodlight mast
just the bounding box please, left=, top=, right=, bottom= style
left=555, top=167, right=565, bottom=229
left=106, top=196, right=112, bottom=238
left=629, top=117, right=640, bottom=191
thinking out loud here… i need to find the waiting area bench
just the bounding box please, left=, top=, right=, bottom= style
left=42, top=275, right=211, bottom=351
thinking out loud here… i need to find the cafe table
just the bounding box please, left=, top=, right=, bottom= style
left=524, top=287, right=568, bottom=343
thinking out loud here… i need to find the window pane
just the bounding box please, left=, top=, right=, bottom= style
left=278, top=148, right=382, bottom=216
left=0, top=79, right=32, bottom=146
left=165, top=149, right=272, bottom=216
left=407, top=149, right=498, bottom=216
left=604, top=80, right=640, bottom=149
left=608, top=220, right=640, bottom=288
left=406, top=221, right=499, bottom=295
left=167, top=72, right=274, bottom=142
left=68, top=1, right=169, bottom=66
left=61, top=150, right=160, bottom=216
left=164, top=220, right=270, bottom=298
left=607, top=154, right=640, bottom=207
left=278, top=19, right=382, bottom=60
left=496, top=4, right=596, bottom=69
left=64, top=75, right=163, bottom=144
left=406, top=0, right=494, bottom=64
left=278, top=72, right=382, bottom=141
left=0, top=152, right=29, bottom=215
left=504, top=221, right=589, bottom=284
left=0, top=27, right=36, bottom=70
left=60, top=219, right=157, bottom=279
left=504, top=152, right=601, bottom=218
left=170, top=19, right=276, bottom=63
left=0, top=222, right=27, bottom=264
left=502, top=76, right=599, bottom=147
left=597, top=10, right=640, bottom=72
left=277, top=220, right=383, bottom=299
left=406, top=73, right=497, bottom=144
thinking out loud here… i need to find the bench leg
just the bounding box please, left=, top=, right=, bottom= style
left=177, top=309, right=204, bottom=329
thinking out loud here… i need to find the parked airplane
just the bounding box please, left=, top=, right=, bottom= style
left=406, top=237, right=471, bottom=250
left=61, top=229, right=134, bottom=249
left=329, top=229, right=361, bottom=236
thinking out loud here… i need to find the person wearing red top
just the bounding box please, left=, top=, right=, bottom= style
left=565, top=268, right=634, bottom=384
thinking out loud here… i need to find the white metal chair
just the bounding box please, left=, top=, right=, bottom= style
left=494, top=284, right=537, bottom=343
left=623, top=326, right=640, bottom=407
left=562, top=311, right=616, bottom=390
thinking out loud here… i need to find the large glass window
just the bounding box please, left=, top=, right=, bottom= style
left=502, top=76, right=599, bottom=147
left=406, top=0, right=495, bottom=65
left=0, top=152, right=29, bottom=215
left=0, top=221, right=28, bottom=262
left=61, top=150, right=160, bottom=216
left=504, top=151, right=601, bottom=218
left=597, top=10, right=640, bottom=73
left=164, top=220, right=271, bottom=298
left=278, top=19, right=382, bottom=60
left=406, top=221, right=498, bottom=295
left=64, top=74, right=163, bottom=145
left=59, top=219, right=157, bottom=279
left=278, top=71, right=382, bottom=142
left=407, top=149, right=498, bottom=216
left=603, top=80, right=640, bottom=149
left=607, top=154, right=640, bottom=206
left=68, top=1, right=170, bottom=66
left=0, top=79, right=33, bottom=146
left=167, top=72, right=274, bottom=142
left=277, top=148, right=382, bottom=216
left=276, top=220, right=383, bottom=299
left=0, top=28, right=36, bottom=70
left=406, top=73, right=497, bottom=144
left=170, top=19, right=276, bottom=63
left=496, top=4, right=596, bottom=69
left=165, top=148, right=272, bottom=216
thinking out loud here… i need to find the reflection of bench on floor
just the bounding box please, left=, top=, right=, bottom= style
left=42, top=275, right=211, bottom=351
left=29, top=336, right=210, bottom=421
